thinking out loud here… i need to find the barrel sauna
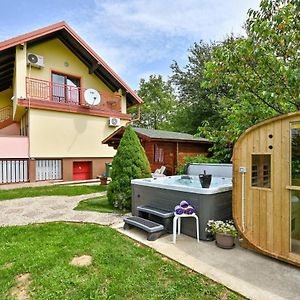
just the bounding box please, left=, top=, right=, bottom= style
left=233, top=111, right=300, bottom=267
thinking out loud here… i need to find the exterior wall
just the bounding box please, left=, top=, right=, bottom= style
left=144, top=141, right=176, bottom=175
left=178, top=143, right=209, bottom=165
left=27, top=38, right=112, bottom=94
left=28, top=109, right=124, bottom=158
left=233, top=112, right=300, bottom=267
left=62, top=157, right=112, bottom=181
left=0, top=88, right=12, bottom=109
left=0, top=136, right=29, bottom=158
left=144, top=141, right=210, bottom=175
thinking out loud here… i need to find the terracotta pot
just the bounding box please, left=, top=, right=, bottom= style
left=215, top=233, right=235, bottom=249
left=199, top=174, right=212, bottom=188
left=100, top=177, right=108, bottom=185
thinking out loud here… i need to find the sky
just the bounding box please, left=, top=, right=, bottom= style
left=0, top=0, right=261, bottom=90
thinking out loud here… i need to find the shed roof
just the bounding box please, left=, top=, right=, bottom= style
left=0, top=21, right=142, bottom=107
left=133, top=127, right=209, bottom=142
left=102, top=126, right=211, bottom=148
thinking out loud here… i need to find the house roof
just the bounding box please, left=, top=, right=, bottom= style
left=0, top=21, right=142, bottom=107
left=102, top=126, right=211, bottom=148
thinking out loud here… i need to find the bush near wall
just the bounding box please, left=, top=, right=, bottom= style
left=176, top=155, right=220, bottom=174
left=107, top=126, right=151, bottom=210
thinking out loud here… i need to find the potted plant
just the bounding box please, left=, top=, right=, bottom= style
left=206, top=220, right=238, bottom=249
left=99, top=173, right=108, bottom=185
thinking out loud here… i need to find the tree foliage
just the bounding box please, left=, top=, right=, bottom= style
left=131, top=75, right=176, bottom=130
left=107, top=126, right=151, bottom=210
left=199, top=0, right=300, bottom=159
left=170, top=42, right=222, bottom=134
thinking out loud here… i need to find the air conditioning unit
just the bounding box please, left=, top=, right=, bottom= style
left=108, top=117, right=121, bottom=127
left=27, top=53, right=44, bottom=68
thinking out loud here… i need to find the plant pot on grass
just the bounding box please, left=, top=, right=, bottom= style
left=100, top=176, right=108, bottom=185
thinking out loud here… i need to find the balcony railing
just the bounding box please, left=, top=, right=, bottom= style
left=0, top=105, right=13, bottom=123
left=26, top=77, right=121, bottom=112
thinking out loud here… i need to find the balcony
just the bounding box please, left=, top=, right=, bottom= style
left=0, top=136, right=29, bottom=158
left=24, top=77, right=125, bottom=117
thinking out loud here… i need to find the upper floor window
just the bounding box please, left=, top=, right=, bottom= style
left=52, top=73, right=80, bottom=104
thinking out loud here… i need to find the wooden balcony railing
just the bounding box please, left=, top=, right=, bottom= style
left=26, top=77, right=121, bottom=112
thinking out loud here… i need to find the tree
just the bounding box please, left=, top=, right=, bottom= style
left=200, top=0, right=300, bottom=159
left=107, top=126, right=151, bottom=210
left=169, top=42, right=223, bottom=134
left=131, top=75, right=176, bottom=130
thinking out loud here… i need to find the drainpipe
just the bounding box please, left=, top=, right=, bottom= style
left=239, top=167, right=247, bottom=232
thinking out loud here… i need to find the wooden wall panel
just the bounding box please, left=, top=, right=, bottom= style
left=233, top=111, right=300, bottom=266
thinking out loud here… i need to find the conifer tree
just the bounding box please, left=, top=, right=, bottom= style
left=107, top=125, right=151, bottom=209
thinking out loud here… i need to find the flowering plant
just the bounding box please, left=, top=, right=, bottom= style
left=206, top=220, right=238, bottom=237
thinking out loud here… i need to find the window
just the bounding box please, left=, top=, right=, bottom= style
left=154, top=144, right=164, bottom=163
left=251, top=154, right=271, bottom=188
left=52, top=73, right=80, bottom=104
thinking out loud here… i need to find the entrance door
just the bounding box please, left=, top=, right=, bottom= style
left=73, top=162, right=91, bottom=181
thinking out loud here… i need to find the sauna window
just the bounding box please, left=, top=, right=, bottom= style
left=291, top=123, right=300, bottom=186
left=251, top=154, right=271, bottom=188
left=154, top=144, right=164, bottom=163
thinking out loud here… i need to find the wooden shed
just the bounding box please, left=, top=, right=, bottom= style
left=102, top=127, right=212, bottom=175
left=233, top=111, right=300, bottom=267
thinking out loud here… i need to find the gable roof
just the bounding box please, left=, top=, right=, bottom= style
left=132, top=127, right=210, bottom=142
left=0, top=21, right=142, bottom=106
left=102, top=126, right=211, bottom=148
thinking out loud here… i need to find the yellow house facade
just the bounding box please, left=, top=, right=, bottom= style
left=0, top=22, right=142, bottom=183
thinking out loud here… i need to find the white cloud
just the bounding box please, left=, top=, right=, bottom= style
left=71, top=0, right=260, bottom=88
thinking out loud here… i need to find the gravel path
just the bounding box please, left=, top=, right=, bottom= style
left=0, top=192, right=127, bottom=227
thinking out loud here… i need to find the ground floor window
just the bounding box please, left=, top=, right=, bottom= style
left=0, top=159, right=29, bottom=184
left=36, top=159, right=62, bottom=181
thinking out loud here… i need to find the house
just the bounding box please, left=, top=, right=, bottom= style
left=102, top=127, right=212, bottom=175
left=0, top=22, right=142, bottom=184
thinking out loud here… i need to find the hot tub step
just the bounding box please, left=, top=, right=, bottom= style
left=123, top=216, right=165, bottom=241
left=137, top=205, right=174, bottom=218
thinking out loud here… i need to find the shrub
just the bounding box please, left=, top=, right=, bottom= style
left=107, top=126, right=151, bottom=210
left=176, top=155, right=220, bottom=174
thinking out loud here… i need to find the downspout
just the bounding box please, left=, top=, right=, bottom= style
left=239, top=166, right=247, bottom=232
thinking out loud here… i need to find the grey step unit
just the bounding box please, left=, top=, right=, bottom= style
left=137, top=205, right=174, bottom=233
left=123, top=206, right=174, bottom=241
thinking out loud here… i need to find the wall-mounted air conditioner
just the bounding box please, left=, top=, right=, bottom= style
left=27, top=53, right=44, bottom=68
left=108, top=117, right=121, bottom=127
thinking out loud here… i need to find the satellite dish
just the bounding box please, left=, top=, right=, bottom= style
left=84, top=89, right=101, bottom=105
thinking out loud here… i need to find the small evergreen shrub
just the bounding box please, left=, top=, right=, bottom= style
left=107, top=126, right=151, bottom=210
left=176, top=155, right=220, bottom=174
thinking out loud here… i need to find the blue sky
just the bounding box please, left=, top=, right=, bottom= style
left=0, top=0, right=260, bottom=89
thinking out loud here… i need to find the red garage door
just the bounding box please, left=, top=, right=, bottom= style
left=73, top=162, right=91, bottom=181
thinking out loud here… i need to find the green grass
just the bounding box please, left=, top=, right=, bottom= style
left=0, top=223, right=242, bottom=300
left=0, top=185, right=107, bottom=201
left=74, top=196, right=128, bottom=214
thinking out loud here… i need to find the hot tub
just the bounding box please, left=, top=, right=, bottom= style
left=131, top=174, right=232, bottom=241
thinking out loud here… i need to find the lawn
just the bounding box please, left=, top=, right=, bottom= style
left=0, top=185, right=107, bottom=201
left=74, top=196, right=128, bottom=214
left=0, top=223, right=242, bottom=300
